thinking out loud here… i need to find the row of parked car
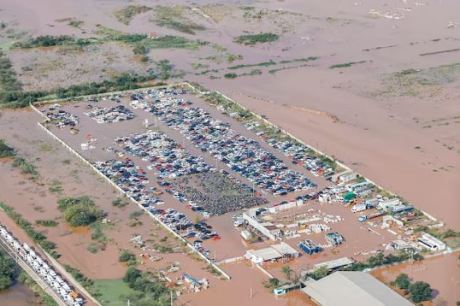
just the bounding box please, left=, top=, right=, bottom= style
left=94, top=158, right=164, bottom=207
left=153, top=208, right=219, bottom=245
left=132, top=88, right=316, bottom=195
left=117, top=131, right=212, bottom=179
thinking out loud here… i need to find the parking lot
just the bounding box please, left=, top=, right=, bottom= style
left=36, top=87, right=330, bottom=261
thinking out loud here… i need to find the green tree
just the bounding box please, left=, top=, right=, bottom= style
left=409, top=281, right=433, bottom=303
left=281, top=265, right=293, bottom=281
left=394, top=273, right=411, bottom=290
left=0, top=250, right=16, bottom=290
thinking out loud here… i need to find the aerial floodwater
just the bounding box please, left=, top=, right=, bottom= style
left=0, top=1, right=458, bottom=306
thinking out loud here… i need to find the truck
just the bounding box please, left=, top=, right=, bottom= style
left=298, top=240, right=322, bottom=255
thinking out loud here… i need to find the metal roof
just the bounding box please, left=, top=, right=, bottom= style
left=247, top=247, right=282, bottom=261
left=271, top=242, right=299, bottom=256
left=302, top=271, right=413, bottom=306
left=313, top=257, right=354, bottom=270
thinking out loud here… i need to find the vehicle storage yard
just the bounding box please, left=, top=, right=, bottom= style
left=32, top=83, right=448, bottom=281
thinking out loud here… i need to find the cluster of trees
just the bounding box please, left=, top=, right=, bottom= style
left=393, top=273, right=433, bottom=303
left=345, top=251, right=422, bottom=272
left=0, top=202, right=59, bottom=258
left=0, top=249, right=16, bottom=291
left=57, top=196, right=104, bottom=227
left=122, top=267, right=171, bottom=306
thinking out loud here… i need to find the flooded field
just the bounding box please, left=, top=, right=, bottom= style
left=372, top=251, right=460, bottom=306
left=0, top=283, right=40, bottom=306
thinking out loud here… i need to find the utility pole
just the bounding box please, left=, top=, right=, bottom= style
left=170, top=290, right=173, bottom=306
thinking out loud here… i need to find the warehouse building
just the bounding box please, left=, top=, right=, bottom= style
left=302, top=271, right=412, bottom=306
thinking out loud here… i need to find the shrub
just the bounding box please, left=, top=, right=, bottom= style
left=224, top=73, right=238, bottom=79
left=112, top=197, right=128, bottom=208
left=119, top=250, right=136, bottom=265
left=36, top=219, right=58, bottom=227
left=409, top=281, right=433, bottom=303
left=234, top=33, right=279, bottom=45
left=394, top=273, right=411, bottom=290
left=0, top=140, right=15, bottom=158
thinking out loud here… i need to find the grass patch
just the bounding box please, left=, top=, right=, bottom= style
left=234, top=32, right=279, bottom=45
left=36, top=219, right=58, bottom=227
left=112, top=197, right=129, bottom=208
left=93, top=279, right=138, bottom=306
left=376, top=63, right=460, bottom=97
left=115, top=5, right=152, bottom=25
left=48, top=180, right=63, bottom=193
left=153, top=5, right=206, bottom=35
left=12, top=157, right=38, bottom=179
left=0, top=202, right=60, bottom=258
left=228, top=60, right=276, bottom=70
left=330, top=60, right=367, bottom=69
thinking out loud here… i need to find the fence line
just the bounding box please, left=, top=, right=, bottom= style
left=35, top=121, right=231, bottom=280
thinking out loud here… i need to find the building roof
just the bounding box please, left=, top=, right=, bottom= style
left=247, top=247, right=282, bottom=261
left=271, top=242, right=299, bottom=256
left=312, top=257, right=354, bottom=270
left=302, top=271, right=413, bottom=306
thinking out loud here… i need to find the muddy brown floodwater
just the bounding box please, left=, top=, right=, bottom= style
left=0, top=283, right=40, bottom=306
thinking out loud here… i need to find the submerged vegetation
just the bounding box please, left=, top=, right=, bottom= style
left=329, top=60, right=367, bottom=69
left=234, top=32, right=279, bottom=45
left=376, top=62, right=460, bottom=97
left=0, top=139, right=15, bottom=158
left=0, top=202, right=60, bottom=258
left=13, top=35, right=93, bottom=49
left=12, top=157, right=38, bottom=178
left=115, top=5, right=152, bottom=25
left=153, top=5, right=206, bottom=35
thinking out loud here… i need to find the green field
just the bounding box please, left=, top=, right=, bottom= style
left=93, top=279, right=137, bottom=306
